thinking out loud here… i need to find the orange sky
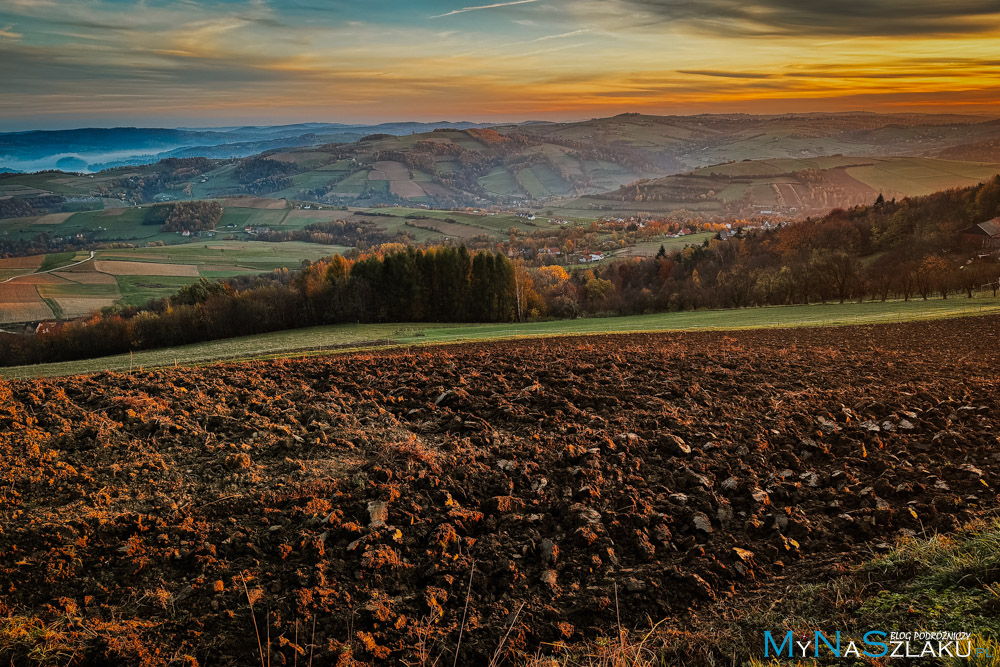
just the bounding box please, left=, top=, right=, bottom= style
left=1, top=0, right=999, bottom=128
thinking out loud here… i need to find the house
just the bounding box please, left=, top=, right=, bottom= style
left=961, top=218, right=1000, bottom=249
left=34, top=321, right=64, bottom=335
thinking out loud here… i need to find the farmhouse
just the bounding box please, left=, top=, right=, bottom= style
left=961, top=218, right=1000, bottom=248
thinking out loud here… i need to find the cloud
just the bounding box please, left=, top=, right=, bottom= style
left=678, top=69, right=774, bottom=79
left=612, top=0, right=1000, bottom=37
left=0, top=25, right=22, bottom=40
left=431, top=0, right=540, bottom=19
left=502, top=28, right=589, bottom=46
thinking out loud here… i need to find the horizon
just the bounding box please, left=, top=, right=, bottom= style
left=3, top=0, right=1000, bottom=131
left=3, top=109, right=1000, bottom=134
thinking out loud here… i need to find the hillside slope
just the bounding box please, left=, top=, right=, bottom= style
left=8, top=113, right=1000, bottom=211
left=560, top=154, right=1000, bottom=217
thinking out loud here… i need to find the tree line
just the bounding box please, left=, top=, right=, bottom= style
left=0, top=246, right=522, bottom=366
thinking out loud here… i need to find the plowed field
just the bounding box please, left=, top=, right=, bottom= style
left=1, top=317, right=999, bottom=665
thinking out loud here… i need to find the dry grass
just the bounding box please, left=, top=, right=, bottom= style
left=52, top=271, right=117, bottom=284
left=0, top=302, right=53, bottom=323
left=50, top=297, right=118, bottom=318
left=0, top=255, right=44, bottom=270
left=222, top=197, right=288, bottom=210
left=33, top=212, right=75, bottom=225
left=390, top=180, right=426, bottom=198
left=0, top=283, right=45, bottom=303
left=0, top=614, right=80, bottom=665
left=9, top=273, right=69, bottom=285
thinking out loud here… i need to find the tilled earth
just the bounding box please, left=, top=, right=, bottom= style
left=1, top=317, right=999, bottom=665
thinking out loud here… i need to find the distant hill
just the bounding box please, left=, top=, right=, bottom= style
left=6, top=112, right=1000, bottom=213
left=0, top=127, right=663, bottom=208
left=936, top=138, right=1000, bottom=163
left=499, top=112, right=1000, bottom=173
left=556, top=155, right=1000, bottom=218
left=0, top=121, right=488, bottom=173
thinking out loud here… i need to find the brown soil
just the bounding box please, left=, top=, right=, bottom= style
left=1, top=317, right=999, bottom=665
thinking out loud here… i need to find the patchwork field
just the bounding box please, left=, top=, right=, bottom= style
left=0, top=254, right=44, bottom=280
left=0, top=240, right=349, bottom=324
left=1, top=315, right=999, bottom=664
left=0, top=283, right=51, bottom=323
left=93, top=261, right=200, bottom=277
left=0, top=255, right=43, bottom=270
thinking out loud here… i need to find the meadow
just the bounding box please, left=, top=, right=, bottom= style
left=5, top=295, right=997, bottom=378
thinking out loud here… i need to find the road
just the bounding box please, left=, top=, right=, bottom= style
left=0, top=250, right=95, bottom=284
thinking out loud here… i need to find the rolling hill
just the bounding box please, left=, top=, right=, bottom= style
left=0, top=121, right=486, bottom=173
left=3, top=112, right=1000, bottom=257
left=0, top=127, right=662, bottom=209
left=557, top=154, right=1000, bottom=218
left=507, top=112, right=1000, bottom=172
left=8, top=112, right=1000, bottom=212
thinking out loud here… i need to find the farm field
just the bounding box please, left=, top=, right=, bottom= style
left=0, top=241, right=349, bottom=323
left=0, top=282, right=52, bottom=323
left=0, top=200, right=301, bottom=244
left=5, top=296, right=998, bottom=378
left=1, top=315, right=999, bottom=664
left=358, top=207, right=556, bottom=235
left=613, top=232, right=714, bottom=257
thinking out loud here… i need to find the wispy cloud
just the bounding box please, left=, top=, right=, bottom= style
left=679, top=69, right=774, bottom=79
left=502, top=28, right=589, bottom=46
left=612, top=0, right=1000, bottom=37
left=431, top=0, right=539, bottom=19
left=0, top=25, right=22, bottom=40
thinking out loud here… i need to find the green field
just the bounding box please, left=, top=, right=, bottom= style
left=5, top=296, right=998, bottom=378
left=359, top=207, right=549, bottom=235
left=614, top=232, right=715, bottom=258
left=113, top=276, right=200, bottom=306
left=515, top=167, right=550, bottom=198
left=330, top=170, right=370, bottom=194
left=94, top=240, right=348, bottom=271
left=479, top=166, right=522, bottom=195
left=37, top=251, right=77, bottom=272
left=846, top=158, right=1000, bottom=197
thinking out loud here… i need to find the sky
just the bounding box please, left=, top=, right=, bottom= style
left=1, top=0, right=1000, bottom=130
